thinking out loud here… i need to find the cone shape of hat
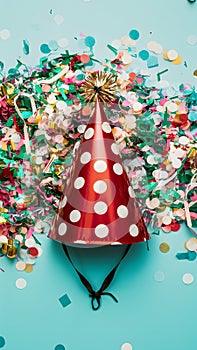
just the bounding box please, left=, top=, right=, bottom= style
left=48, top=100, right=150, bottom=247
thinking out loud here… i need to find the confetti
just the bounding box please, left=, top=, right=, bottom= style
left=59, top=293, right=71, bottom=308
left=0, top=29, right=197, bottom=273
left=0, top=29, right=10, bottom=40
left=154, top=271, right=165, bottom=282
left=121, top=343, right=133, bottom=350
left=53, top=15, right=64, bottom=25
left=16, top=278, right=27, bottom=289
left=159, top=242, right=170, bottom=253
left=54, top=345, right=66, bottom=350
left=24, top=264, right=34, bottom=273
left=16, top=261, right=26, bottom=271
left=0, top=336, right=5, bottom=348
left=182, top=273, right=194, bottom=284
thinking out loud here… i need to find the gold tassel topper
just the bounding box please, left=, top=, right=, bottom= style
left=81, top=71, right=118, bottom=103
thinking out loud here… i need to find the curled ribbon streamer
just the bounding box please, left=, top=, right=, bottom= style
left=14, top=93, right=37, bottom=155
left=35, top=65, right=69, bottom=85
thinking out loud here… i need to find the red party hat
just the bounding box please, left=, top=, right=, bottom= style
left=48, top=100, right=150, bottom=247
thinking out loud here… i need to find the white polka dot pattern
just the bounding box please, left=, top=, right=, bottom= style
left=58, top=223, right=67, bottom=236
left=84, top=128, right=94, bottom=139
left=74, top=177, right=85, bottom=189
left=117, top=205, right=128, bottom=218
left=128, top=186, right=135, bottom=198
left=59, top=195, right=67, bottom=208
left=111, top=143, right=119, bottom=155
left=94, top=160, right=107, bottom=173
left=102, top=122, right=111, bottom=133
left=80, top=152, right=91, bottom=164
left=129, top=224, right=139, bottom=237
left=113, top=163, right=123, bottom=175
left=95, top=224, right=109, bottom=238
left=69, top=210, right=81, bottom=222
left=94, top=201, right=108, bottom=215
left=93, top=180, right=107, bottom=194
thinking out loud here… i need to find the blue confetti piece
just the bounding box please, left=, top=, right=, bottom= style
left=48, top=40, right=59, bottom=51
left=188, top=111, right=197, bottom=121
left=139, top=50, right=149, bottom=61
left=147, top=55, right=159, bottom=68
left=0, top=336, right=5, bottom=348
left=23, top=39, right=30, bottom=55
left=40, top=44, right=51, bottom=54
left=129, top=29, right=140, bottom=40
left=85, top=36, right=96, bottom=48
left=54, top=345, right=66, bottom=350
left=59, top=293, right=71, bottom=308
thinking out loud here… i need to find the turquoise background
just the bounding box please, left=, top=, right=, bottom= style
left=1, top=1, right=197, bottom=349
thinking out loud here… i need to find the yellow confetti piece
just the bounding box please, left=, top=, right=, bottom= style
left=25, top=264, right=34, bottom=273
left=172, top=55, right=182, bottom=65
left=193, top=69, right=197, bottom=78
left=163, top=50, right=170, bottom=60
left=159, top=242, right=170, bottom=253
left=0, top=216, right=6, bottom=224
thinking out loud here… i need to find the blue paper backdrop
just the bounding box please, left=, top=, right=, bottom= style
left=0, top=1, right=197, bottom=349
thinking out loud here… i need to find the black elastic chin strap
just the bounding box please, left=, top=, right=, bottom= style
left=62, top=244, right=132, bottom=311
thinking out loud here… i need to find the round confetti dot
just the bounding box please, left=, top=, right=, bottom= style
left=166, top=102, right=178, bottom=112
left=84, top=127, right=94, bottom=139
left=36, top=156, right=43, bottom=165
left=182, top=273, right=194, bottom=285
left=129, top=224, right=139, bottom=237
left=121, top=343, right=133, bottom=350
left=102, top=122, right=111, bottom=133
left=58, top=38, right=68, bottom=48
left=56, top=101, right=67, bottom=111
left=128, top=186, right=135, bottom=198
left=80, top=152, right=91, bottom=164
left=48, top=40, right=58, bottom=51
left=70, top=210, right=81, bottom=222
left=172, top=55, right=182, bottom=65
left=25, top=238, right=35, bottom=248
left=95, top=224, right=109, bottom=238
left=172, top=158, right=182, bottom=169
left=74, top=177, right=85, bottom=189
left=77, top=124, right=86, bottom=133
left=139, top=50, right=149, bottom=60
left=162, top=216, right=172, bottom=225
left=0, top=29, right=10, bottom=40
left=0, top=235, right=8, bottom=243
left=60, top=196, right=67, bottom=209
left=179, top=136, right=189, bottom=145
left=94, top=160, right=107, bottom=173
left=0, top=336, right=5, bottom=348
left=193, top=69, right=197, bottom=78
left=167, top=49, right=178, bottom=61
left=28, top=247, right=39, bottom=258
left=11, top=133, right=20, bottom=143
left=93, top=180, right=107, bottom=194
left=54, top=14, right=64, bottom=25
left=58, top=223, right=67, bottom=236
left=133, top=102, right=142, bottom=112
left=54, top=345, right=66, bottom=350
left=187, top=35, right=197, bottom=45
left=113, top=163, right=123, bottom=175
left=85, top=36, right=96, bottom=48
left=40, top=44, right=51, bottom=54
left=25, top=264, right=34, bottom=273
left=16, top=278, right=27, bottom=289
left=94, top=201, right=108, bottom=215
left=154, top=271, right=165, bottom=282
left=111, top=143, right=119, bottom=155
left=129, top=29, right=140, bottom=40
left=117, top=205, right=128, bottom=218
left=80, top=54, right=90, bottom=64
left=159, top=242, right=170, bottom=253
left=16, top=261, right=26, bottom=271
left=15, top=234, right=23, bottom=243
